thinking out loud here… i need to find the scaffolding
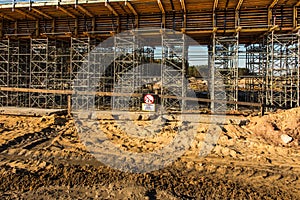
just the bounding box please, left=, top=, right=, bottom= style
left=0, top=40, right=9, bottom=107
left=245, top=43, right=266, bottom=104
left=0, top=30, right=298, bottom=113
left=0, top=0, right=298, bottom=114
left=211, top=33, right=239, bottom=111
left=51, top=39, right=71, bottom=108
left=90, top=40, right=114, bottom=110
left=71, top=37, right=92, bottom=111
left=17, top=40, right=31, bottom=107
left=30, top=39, right=49, bottom=108
left=161, top=30, right=187, bottom=111
left=8, top=40, right=19, bottom=106
left=266, top=32, right=300, bottom=109
left=113, top=32, right=141, bottom=111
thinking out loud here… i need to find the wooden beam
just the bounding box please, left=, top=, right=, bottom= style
left=117, top=16, right=120, bottom=33
left=213, top=0, right=218, bottom=11
left=125, top=1, right=138, bottom=28
left=74, top=18, right=78, bottom=36
left=235, top=0, right=243, bottom=11
left=184, top=27, right=290, bottom=34
left=0, top=21, right=2, bottom=38
left=296, top=1, right=300, bottom=6
left=235, top=10, right=239, bottom=27
left=35, top=19, right=40, bottom=37
left=92, top=17, right=96, bottom=32
left=57, top=6, right=76, bottom=18
left=183, top=12, right=186, bottom=29
left=162, top=13, right=166, bottom=28
left=235, top=26, right=242, bottom=32
left=0, top=86, right=261, bottom=107
left=293, top=6, right=298, bottom=28
left=269, top=0, right=279, bottom=9
left=125, top=1, right=138, bottom=16
left=105, top=1, right=119, bottom=16
left=180, top=0, right=187, bottom=30
left=135, top=15, right=139, bottom=28
left=52, top=18, right=56, bottom=33
left=269, top=24, right=279, bottom=32
left=14, top=9, right=37, bottom=20
left=268, top=8, right=272, bottom=26
left=180, top=0, right=186, bottom=13
left=0, top=13, right=15, bottom=21
left=14, top=21, right=18, bottom=34
left=31, top=8, right=53, bottom=19
left=77, top=5, right=93, bottom=18
left=157, top=0, right=165, bottom=14
left=157, top=0, right=165, bottom=28
left=267, top=0, right=279, bottom=26
left=213, top=0, right=218, bottom=28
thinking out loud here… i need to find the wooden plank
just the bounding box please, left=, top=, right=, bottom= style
left=0, top=12, right=15, bottom=21
left=77, top=5, right=93, bottom=17
left=105, top=1, right=119, bottom=16
left=269, top=0, right=279, bottom=9
left=180, top=0, right=186, bottom=13
left=14, top=21, right=18, bottom=34
left=0, top=21, right=2, bottom=38
left=52, top=18, right=56, bottom=33
left=74, top=17, right=78, bottom=36
left=157, top=0, right=165, bottom=14
left=0, top=87, right=261, bottom=107
left=35, top=19, right=40, bottom=37
left=14, top=9, right=37, bottom=20
left=126, top=1, right=138, bottom=16
left=236, top=0, right=244, bottom=10
left=293, top=6, right=297, bottom=28
left=213, top=0, right=218, bottom=11
left=57, top=6, right=76, bottom=18
left=31, top=7, right=53, bottom=19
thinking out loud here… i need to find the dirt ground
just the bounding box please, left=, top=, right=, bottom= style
left=0, top=107, right=300, bottom=199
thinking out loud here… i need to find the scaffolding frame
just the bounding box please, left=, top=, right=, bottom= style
left=7, top=39, right=19, bottom=106
left=245, top=43, right=266, bottom=104
left=71, top=37, right=93, bottom=111
left=17, top=39, right=31, bottom=107
left=0, top=30, right=298, bottom=113
left=161, top=30, right=187, bottom=111
left=51, top=39, right=71, bottom=108
left=266, top=31, right=300, bottom=109
left=30, top=38, right=49, bottom=108
left=211, top=32, right=239, bottom=111
left=0, top=40, right=9, bottom=107
left=113, top=32, right=141, bottom=111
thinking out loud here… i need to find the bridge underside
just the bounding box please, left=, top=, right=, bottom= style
left=0, top=0, right=299, bottom=112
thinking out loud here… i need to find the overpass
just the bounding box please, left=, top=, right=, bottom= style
left=0, top=0, right=299, bottom=112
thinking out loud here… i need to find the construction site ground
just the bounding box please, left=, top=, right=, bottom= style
left=0, top=107, right=300, bottom=199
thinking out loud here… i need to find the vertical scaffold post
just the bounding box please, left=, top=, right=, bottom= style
left=0, top=40, right=9, bottom=107
left=8, top=39, right=19, bottom=106
left=210, top=33, right=215, bottom=112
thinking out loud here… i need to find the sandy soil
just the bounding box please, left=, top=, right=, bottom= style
left=0, top=108, right=300, bottom=199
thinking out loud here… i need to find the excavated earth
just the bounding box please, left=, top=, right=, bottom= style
left=0, top=107, right=300, bottom=199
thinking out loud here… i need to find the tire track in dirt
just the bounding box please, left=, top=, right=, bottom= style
left=0, top=127, right=57, bottom=152
left=0, top=112, right=299, bottom=199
